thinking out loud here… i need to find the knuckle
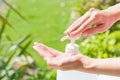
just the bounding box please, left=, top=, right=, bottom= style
left=92, top=12, right=99, bottom=18
left=89, top=8, right=95, bottom=12
left=90, top=12, right=100, bottom=21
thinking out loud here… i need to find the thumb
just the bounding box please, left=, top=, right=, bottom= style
left=80, top=56, right=96, bottom=69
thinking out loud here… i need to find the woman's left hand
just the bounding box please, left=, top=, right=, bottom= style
left=33, top=42, right=95, bottom=71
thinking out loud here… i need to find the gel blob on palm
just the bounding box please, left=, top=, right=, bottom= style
left=57, top=36, right=97, bottom=80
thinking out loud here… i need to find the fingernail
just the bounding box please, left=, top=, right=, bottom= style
left=34, top=42, right=38, bottom=45
left=45, top=57, right=47, bottom=60
left=33, top=46, right=36, bottom=49
left=64, top=31, right=69, bottom=35
left=39, top=43, right=45, bottom=48
left=64, top=31, right=67, bottom=33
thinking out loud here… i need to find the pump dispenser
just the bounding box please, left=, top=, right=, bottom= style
left=57, top=36, right=97, bottom=80
left=61, top=35, right=80, bottom=55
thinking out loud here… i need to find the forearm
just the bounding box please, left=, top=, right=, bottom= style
left=82, top=58, right=120, bottom=76
left=105, top=3, right=120, bottom=22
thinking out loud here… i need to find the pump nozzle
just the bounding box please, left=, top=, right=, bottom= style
left=61, top=35, right=80, bottom=54
left=60, top=35, right=79, bottom=44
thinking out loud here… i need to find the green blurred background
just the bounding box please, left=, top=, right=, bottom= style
left=0, top=0, right=120, bottom=80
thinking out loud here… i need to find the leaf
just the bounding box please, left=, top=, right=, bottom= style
left=0, top=23, right=5, bottom=42
left=3, top=0, right=28, bottom=22
left=0, top=41, right=11, bottom=54
left=5, top=34, right=12, bottom=41
left=0, top=9, right=13, bottom=43
left=10, top=65, right=30, bottom=79
left=4, top=34, right=31, bottom=58
left=109, top=31, right=120, bottom=40
left=18, top=39, right=32, bottom=56
left=4, top=35, right=31, bottom=69
left=16, top=34, right=31, bottom=45
left=0, top=15, right=12, bottom=27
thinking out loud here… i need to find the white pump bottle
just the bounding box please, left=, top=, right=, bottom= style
left=57, top=36, right=97, bottom=80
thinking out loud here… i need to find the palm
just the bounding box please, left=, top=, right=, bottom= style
left=33, top=42, right=92, bottom=71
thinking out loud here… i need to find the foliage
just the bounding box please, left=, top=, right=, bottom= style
left=24, top=67, right=56, bottom=80
left=72, top=0, right=120, bottom=58
left=79, top=31, right=120, bottom=58
left=1, top=0, right=120, bottom=80
left=0, top=0, right=56, bottom=80
left=72, top=0, right=118, bottom=16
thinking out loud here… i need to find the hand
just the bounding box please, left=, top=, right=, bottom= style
left=33, top=42, right=120, bottom=76
left=64, top=8, right=117, bottom=37
left=33, top=42, right=95, bottom=71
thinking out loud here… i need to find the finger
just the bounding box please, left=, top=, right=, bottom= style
left=48, top=54, right=81, bottom=65
left=39, top=43, right=63, bottom=55
left=47, top=54, right=70, bottom=67
left=64, top=11, right=91, bottom=35
left=44, top=57, right=52, bottom=61
left=57, top=54, right=83, bottom=70
left=64, top=18, right=81, bottom=34
left=33, top=42, right=61, bottom=57
left=82, top=24, right=105, bottom=36
left=70, top=15, right=96, bottom=36
left=47, top=58, right=61, bottom=66
left=33, top=43, right=58, bottom=58
left=33, top=43, right=55, bottom=57
left=47, top=54, right=84, bottom=70
left=33, top=45, right=53, bottom=58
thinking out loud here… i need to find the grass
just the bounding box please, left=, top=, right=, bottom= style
left=7, top=0, right=73, bottom=50
left=5, top=0, right=77, bottom=67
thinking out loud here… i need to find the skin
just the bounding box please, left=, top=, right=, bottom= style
left=64, top=3, right=120, bottom=37
left=33, top=3, right=120, bottom=76
left=33, top=43, right=120, bottom=76
left=33, top=42, right=94, bottom=71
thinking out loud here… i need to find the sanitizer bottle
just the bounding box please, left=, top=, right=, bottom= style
left=57, top=36, right=97, bottom=80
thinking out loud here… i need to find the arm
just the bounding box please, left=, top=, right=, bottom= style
left=33, top=43, right=120, bottom=77
left=106, top=3, right=120, bottom=22
left=80, top=58, right=120, bottom=76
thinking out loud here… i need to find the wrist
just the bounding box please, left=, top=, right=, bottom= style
left=80, top=56, right=98, bottom=69
left=83, top=58, right=97, bottom=69
left=77, top=57, right=98, bottom=73
left=104, top=4, right=120, bottom=22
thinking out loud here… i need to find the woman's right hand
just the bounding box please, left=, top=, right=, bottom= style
left=64, top=8, right=118, bottom=37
